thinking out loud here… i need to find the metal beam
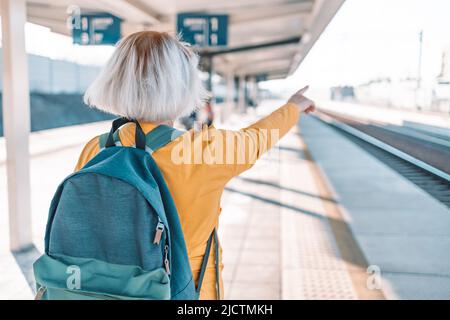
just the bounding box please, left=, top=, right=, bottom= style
left=94, top=0, right=161, bottom=25
left=234, top=59, right=291, bottom=75
left=1, top=0, right=33, bottom=251
left=27, top=3, right=67, bottom=23
left=237, top=74, right=246, bottom=113
left=180, top=0, right=312, bottom=13
left=202, top=36, right=301, bottom=57
left=230, top=52, right=294, bottom=69
left=27, top=16, right=71, bottom=36
left=229, top=2, right=313, bottom=23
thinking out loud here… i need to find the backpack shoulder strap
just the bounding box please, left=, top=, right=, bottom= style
left=98, top=130, right=121, bottom=149
left=196, top=229, right=221, bottom=299
left=145, top=125, right=185, bottom=154
left=98, top=132, right=109, bottom=149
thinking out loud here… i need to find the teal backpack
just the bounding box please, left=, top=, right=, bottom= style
left=33, top=118, right=219, bottom=300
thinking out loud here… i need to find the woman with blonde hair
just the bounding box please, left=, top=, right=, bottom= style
left=76, top=31, right=315, bottom=299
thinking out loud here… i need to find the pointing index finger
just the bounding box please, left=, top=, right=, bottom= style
left=297, top=85, right=309, bottom=95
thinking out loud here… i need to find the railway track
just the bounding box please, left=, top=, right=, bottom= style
left=315, top=111, right=450, bottom=208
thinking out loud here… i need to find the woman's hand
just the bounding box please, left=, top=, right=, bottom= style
left=288, top=85, right=316, bottom=114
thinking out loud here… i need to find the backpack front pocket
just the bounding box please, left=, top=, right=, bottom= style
left=33, top=253, right=170, bottom=300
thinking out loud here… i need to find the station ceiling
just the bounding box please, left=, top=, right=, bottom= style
left=26, top=0, right=344, bottom=80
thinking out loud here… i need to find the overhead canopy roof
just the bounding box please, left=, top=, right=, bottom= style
left=26, top=0, right=344, bottom=80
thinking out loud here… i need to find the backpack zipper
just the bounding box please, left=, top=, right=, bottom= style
left=35, top=286, right=123, bottom=300
left=164, top=244, right=171, bottom=276
left=153, top=220, right=165, bottom=245
left=68, top=290, right=121, bottom=300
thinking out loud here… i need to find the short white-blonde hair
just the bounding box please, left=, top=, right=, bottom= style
left=84, top=31, right=207, bottom=121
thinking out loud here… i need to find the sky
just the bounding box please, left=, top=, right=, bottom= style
left=261, top=0, right=450, bottom=96
left=17, top=0, right=450, bottom=97
left=24, top=23, right=115, bottom=65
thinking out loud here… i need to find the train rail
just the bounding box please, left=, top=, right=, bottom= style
left=315, top=111, right=450, bottom=208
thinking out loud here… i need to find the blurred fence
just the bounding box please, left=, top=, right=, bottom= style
left=0, top=49, right=101, bottom=94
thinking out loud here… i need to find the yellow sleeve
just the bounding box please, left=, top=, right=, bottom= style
left=74, top=136, right=101, bottom=172
left=232, top=102, right=300, bottom=175
left=196, top=102, right=299, bottom=176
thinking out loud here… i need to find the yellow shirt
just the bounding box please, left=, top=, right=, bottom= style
left=75, top=102, right=300, bottom=299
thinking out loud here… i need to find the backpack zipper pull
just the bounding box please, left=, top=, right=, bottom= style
left=153, top=221, right=165, bottom=245
left=35, top=286, right=47, bottom=300
left=164, top=245, right=171, bottom=276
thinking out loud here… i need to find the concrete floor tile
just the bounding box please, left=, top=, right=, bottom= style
left=228, top=283, right=280, bottom=300
left=234, top=265, right=280, bottom=284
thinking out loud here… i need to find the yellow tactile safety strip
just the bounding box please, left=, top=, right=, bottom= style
left=300, top=135, right=386, bottom=300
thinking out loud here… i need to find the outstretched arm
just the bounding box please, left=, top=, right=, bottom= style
left=220, top=86, right=316, bottom=175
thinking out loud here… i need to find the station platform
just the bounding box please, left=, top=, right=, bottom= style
left=1, top=100, right=449, bottom=299
left=220, top=113, right=379, bottom=299
left=301, top=115, right=450, bottom=299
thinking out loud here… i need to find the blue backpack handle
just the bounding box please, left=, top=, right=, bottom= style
left=99, top=120, right=185, bottom=154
